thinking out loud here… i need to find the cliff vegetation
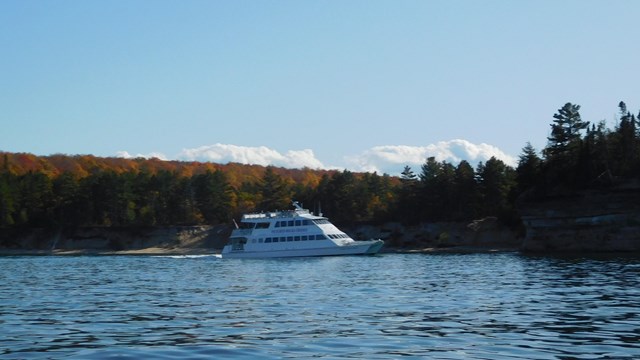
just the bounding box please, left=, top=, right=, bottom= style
left=1, top=101, right=640, bottom=252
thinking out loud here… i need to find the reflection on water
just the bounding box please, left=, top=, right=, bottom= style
left=0, top=253, right=639, bottom=359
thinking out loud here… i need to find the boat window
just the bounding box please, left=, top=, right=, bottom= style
left=273, top=238, right=279, bottom=243
left=313, top=219, right=329, bottom=225
left=294, top=236, right=300, bottom=241
left=275, top=222, right=280, bottom=228
left=256, top=222, right=270, bottom=229
left=315, top=234, right=326, bottom=240
left=287, top=236, right=293, bottom=242
left=303, top=220, right=311, bottom=225
left=288, top=220, right=294, bottom=227
left=265, top=238, right=271, bottom=243
left=280, top=237, right=286, bottom=242
left=239, top=222, right=255, bottom=229
left=301, top=235, right=308, bottom=241
left=295, top=220, right=301, bottom=226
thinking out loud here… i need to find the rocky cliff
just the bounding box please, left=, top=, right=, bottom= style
left=344, top=217, right=521, bottom=251
left=518, top=180, right=640, bottom=252
left=0, top=225, right=232, bottom=254
left=0, top=218, right=520, bottom=255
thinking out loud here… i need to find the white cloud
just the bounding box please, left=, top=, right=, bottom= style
left=116, top=151, right=168, bottom=160
left=116, top=139, right=516, bottom=175
left=177, top=143, right=326, bottom=169
left=345, top=139, right=517, bottom=174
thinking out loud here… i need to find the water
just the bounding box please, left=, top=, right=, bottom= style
left=1, top=253, right=639, bottom=359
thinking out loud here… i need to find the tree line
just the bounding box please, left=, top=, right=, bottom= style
left=1, top=101, right=639, bottom=230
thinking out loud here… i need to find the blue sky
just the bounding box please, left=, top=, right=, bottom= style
left=1, top=0, right=639, bottom=174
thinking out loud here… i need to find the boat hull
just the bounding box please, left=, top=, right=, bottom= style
left=221, top=239, right=383, bottom=259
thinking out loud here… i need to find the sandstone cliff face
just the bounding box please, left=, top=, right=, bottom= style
left=518, top=181, right=640, bottom=252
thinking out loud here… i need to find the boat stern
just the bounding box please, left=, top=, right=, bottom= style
left=365, top=239, right=385, bottom=254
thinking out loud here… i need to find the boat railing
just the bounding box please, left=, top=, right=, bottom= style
left=241, top=209, right=310, bottom=220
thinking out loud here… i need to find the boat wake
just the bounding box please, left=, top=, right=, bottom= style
left=156, top=254, right=222, bottom=259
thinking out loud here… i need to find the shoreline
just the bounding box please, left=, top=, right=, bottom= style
left=0, top=247, right=220, bottom=256
left=0, top=245, right=520, bottom=256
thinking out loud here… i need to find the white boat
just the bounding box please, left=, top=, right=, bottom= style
left=221, top=202, right=384, bottom=258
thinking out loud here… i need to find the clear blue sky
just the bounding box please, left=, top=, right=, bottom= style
left=2, top=0, right=639, bottom=174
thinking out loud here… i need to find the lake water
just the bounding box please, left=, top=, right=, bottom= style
left=1, top=253, right=639, bottom=359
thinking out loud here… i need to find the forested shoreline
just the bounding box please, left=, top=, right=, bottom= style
left=1, top=102, right=639, bottom=234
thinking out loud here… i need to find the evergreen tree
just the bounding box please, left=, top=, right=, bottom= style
left=175, top=176, right=203, bottom=225
left=400, top=165, right=417, bottom=183
left=324, top=170, right=358, bottom=224
left=52, top=172, right=81, bottom=226
left=194, top=170, right=233, bottom=224
left=453, top=160, right=477, bottom=220
left=17, top=172, right=54, bottom=226
left=258, top=166, right=291, bottom=211
left=543, top=102, right=590, bottom=186
left=0, top=173, right=15, bottom=227
left=516, top=142, right=541, bottom=193
left=437, top=161, right=456, bottom=220
left=545, top=102, right=589, bottom=160
left=418, top=157, right=442, bottom=221
left=614, top=101, right=638, bottom=176
left=477, top=157, right=515, bottom=218
left=397, top=166, right=419, bottom=224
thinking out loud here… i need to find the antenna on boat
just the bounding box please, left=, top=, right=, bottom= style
left=292, top=201, right=303, bottom=211
left=318, top=201, right=323, bottom=217
left=232, top=219, right=239, bottom=229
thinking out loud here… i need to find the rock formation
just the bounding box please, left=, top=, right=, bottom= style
left=518, top=180, right=640, bottom=252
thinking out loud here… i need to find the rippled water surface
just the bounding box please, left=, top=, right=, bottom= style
left=1, top=253, right=639, bottom=359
